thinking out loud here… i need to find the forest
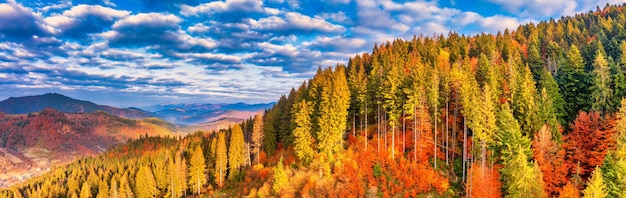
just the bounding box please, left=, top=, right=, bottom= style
left=4, top=3, right=626, bottom=198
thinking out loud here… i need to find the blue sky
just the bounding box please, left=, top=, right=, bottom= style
left=0, top=0, right=623, bottom=107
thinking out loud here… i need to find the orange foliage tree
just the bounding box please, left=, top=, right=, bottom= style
left=466, top=163, right=502, bottom=198
left=558, top=182, right=580, bottom=198
left=340, top=130, right=448, bottom=197
left=533, top=125, right=568, bottom=197
left=563, top=111, right=616, bottom=179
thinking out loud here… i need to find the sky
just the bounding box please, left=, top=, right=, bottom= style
left=0, top=0, right=624, bottom=107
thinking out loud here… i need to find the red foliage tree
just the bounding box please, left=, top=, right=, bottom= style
left=563, top=111, right=616, bottom=179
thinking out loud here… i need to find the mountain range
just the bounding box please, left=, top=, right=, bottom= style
left=142, top=102, right=273, bottom=125
left=0, top=93, right=153, bottom=119
left=0, top=93, right=273, bottom=125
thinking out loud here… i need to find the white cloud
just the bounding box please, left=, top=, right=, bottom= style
left=486, top=0, right=578, bottom=17
left=63, top=4, right=129, bottom=19
left=249, top=16, right=287, bottom=29
left=249, top=13, right=345, bottom=33
left=180, top=0, right=278, bottom=16
left=101, top=49, right=162, bottom=60
left=454, top=11, right=482, bottom=26
left=258, top=42, right=299, bottom=57
left=176, top=31, right=218, bottom=49
left=303, top=36, right=366, bottom=52
left=411, top=22, right=450, bottom=36
left=477, top=15, right=521, bottom=33
left=283, top=12, right=345, bottom=33
left=44, top=15, right=75, bottom=28
left=0, top=0, right=55, bottom=35
left=187, top=23, right=210, bottom=33
left=355, top=0, right=397, bottom=30
left=319, top=11, right=351, bottom=23
left=112, top=13, right=181, bottom=29
left=40, top=0, right=72, bottom=12
left=179, top=52, right=243, bottom=63
left=102, top=0, right=116, bottom=7
left=97, top=30, right=118, bottom=40
left=44, top=4, right=130, bottom=36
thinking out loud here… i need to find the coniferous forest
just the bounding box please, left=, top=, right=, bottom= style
left=6, top=4, right=626, bottom=198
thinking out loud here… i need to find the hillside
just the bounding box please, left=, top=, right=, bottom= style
left=0, top=93, right=153, bottom=119
left=7, top=4, right=626, bottom=198
left=0, top=108, right=179, bottom=188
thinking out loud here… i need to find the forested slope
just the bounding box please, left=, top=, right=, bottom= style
left=5, top=3, right=626, bottom=198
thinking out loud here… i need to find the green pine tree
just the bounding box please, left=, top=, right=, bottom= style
left=557, top=45, right=591, bottom=123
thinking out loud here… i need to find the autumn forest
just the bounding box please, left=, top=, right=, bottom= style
left=6, top=3, right=626, bottom=198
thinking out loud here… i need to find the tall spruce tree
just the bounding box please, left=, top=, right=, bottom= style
left=557, top=45, right=591, bottom=123
left=135, top=165, right=157, bottom=198
left=317, top=66, right=351, bottom=156
left=215, top=131, right=227, bottom=186
left=292, top=100, right=315, bottom=164
left=228, top=125, right=245, bottom=179
left=591, top=50, right=613, bottom=115
left=251, top=112, right=264, bottom=164
left=188, top=146, right=206, bottom=195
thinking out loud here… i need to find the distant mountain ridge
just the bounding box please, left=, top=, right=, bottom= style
left=0, top=93, right=274, bottom=125
left=0, top=93, right=153, bottom=119
left=142, top=102, right=274, bottom=125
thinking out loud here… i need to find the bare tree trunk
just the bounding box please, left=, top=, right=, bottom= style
left=377, top=103, right=380, bottom=153
left=468, top=158, right=473, bottom=197
left=361, top=110, right=364, bottom=136
left=403, top=108, right=406, bottom=155
left=353, top=113, right=356, bottom=137
left=482, top=140, right=486, bottom=175
left=434, top=107, right=437, bottom=170
left=462, top=117, right=467, bottom=184
left=247, top=143, right=251, bottom=167
left=419, top=100, right=423, bottom=159
left=383, top=112, right=388, bottom=152
left=414, top=104, right=417, bottom=162
left=392, top=125, right=395, bottom=160
left=452, top=98, right=458, bottom=163
left=446, top=99, right=449, bottom=165
left=197, top=169, right=201, bottom=195
left=365, top=103, right=368, bottom=151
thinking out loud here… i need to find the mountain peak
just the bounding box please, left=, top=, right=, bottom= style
left=0, top=93, right=152, bottom=119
